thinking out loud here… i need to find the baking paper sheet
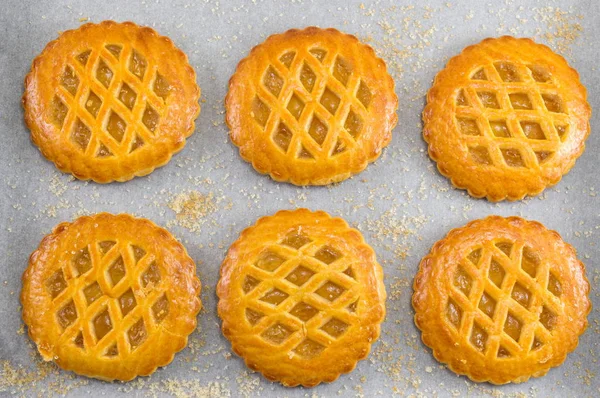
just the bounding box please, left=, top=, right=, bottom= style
left=1, top=0, right=598, bottom=396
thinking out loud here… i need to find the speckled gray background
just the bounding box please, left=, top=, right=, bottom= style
left=1, top=0, right=598, bottom=396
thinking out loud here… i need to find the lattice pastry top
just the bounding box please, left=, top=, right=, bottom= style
left=23, top=21, right=200, bottom=183
left=217, top=209, right=386, bottom=387
left=413, top=216, right=590, bottom=384
left=423, top=36, right=591, bottom=201
left=21, top=213, right=201, bottom=381
left=226, top=27, right=398, bottom=185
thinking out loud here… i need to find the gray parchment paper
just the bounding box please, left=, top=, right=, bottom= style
left=0, top=0, right=598, bottom=396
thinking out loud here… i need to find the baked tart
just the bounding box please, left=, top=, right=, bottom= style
left=21, top=213, right=201, bottom=381
left=226, top=27, right=398, bottom=185
left=423, top=36, right=591, bottom=201
left=413, top=216, right=590, bottom=384
left=217, top=209, right=386, bottom=387
left=23, top=21, right=201, bottom=183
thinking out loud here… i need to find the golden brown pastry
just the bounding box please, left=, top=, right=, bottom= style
left=413, top=216, right=590, bottom=384
left=217, top=209, right=386, bottom=387
left=21, top=213, right=201, bottom=381
left=423, top=36, right=591, bottom=201
left=23, top=21, right=200, bottom=183
left=226, top=27, right=398, bottom=185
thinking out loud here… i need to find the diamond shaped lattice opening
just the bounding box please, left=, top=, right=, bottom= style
left=494, top=62, right=521, bottom=82
left=129, top=50, right=147, bottom=81
left=259, top=288, right=289, bottom=306
left=293, top=339, right=325, bottom=359
left=72, top=246, right=92, bottom=276
left=280, top=51, right=296, bottom=68
left=308, top=116, right=329, bottom=146
left=106, top=111, right=127, bottom=143
left=98, top=240, right=116, bottom=256
left=245, top=308, right=264, bottom=325
left=478, top=291, right=496, bottom=319
left=285, top=265, right=315, bottom=286
left=547, top=273, right=562, bottom=297
left=333, top=56, right=352, bottom=87
left=61, top=66, right=79, bottom=96
left=263, top=66, right=284, bottom=98
left=105, top=44, right=122, bottom=59
left=85, top=91, right=102, bottom=118
left=118, top=288, right=137, bottom=317
left=521, top=121, right=546, bottom=140
left=289, top=302, right=319, bottom=322
left=272, top=122, right=293, bottom=153
left=131, top=245, right=146, bottom=264
left=252, top=97, right=271, bottom=128
left=76, top=50, right=91, bottom=66
left=490, top=120, right=511, bottom=138
left=96, top=59, right=113, bottom=88
left=309, top=48, right=327, bottom=62
left=57, top=299, right=78, bottom=329
left=52, top=96, right=68, bottom=127
left=255, top=250, right=286, bottom=272
left=280, top=230, right=311, bottom=249
left=521, top=246, right=540, bottom=278
left=46, top=269, right=67, bottom=299
left=314, top=281, right=346, bottom=302
left=469, top=146, right=492, bottom=165
left=71, top=118, right=91, bottom=151
left=467, top=248, right=482, bottom=266
left=314, top=245, right=342, bottom=264
left=83, top=281, right=103, bottom=305
left=447, top=298, right=463, bottom=328
left=454, top=266, right=473, bottom=297
left=153, top=73, right=170, bottom=100
left=509, top=93, right=533, bottom=110
left=141, top=261, right=161, bottom=288
left=345, top=109, right=363, bottom=139
left=142, top=105, right=159, bottom=133
left=243, top=275, right=261, bottom=294
left=356, top=80, right=372, bottom=108
left=152, top=294, right=169, bottom=323
left=488, top=258, right=506, bottom=288
left=470, top=322, right=488, bottom=352
left=287, top=93, right=305, bottom=120
left=511, top=282, right=532, bottom=309
left=261, top=322, right=294, bottom=345
left=93, top=308, right=113, bottom=341
left=118, top=83, right=137, bottom=110
left=501, top=149, right=526, bottom=168
left=320, top=87, right=340, bottom=115
left=107, top=255, right=126, bottom=286
left=300, top=63, right=316, bottom=93
left=128, top=318, right=147, bottom=350
left=495, top=241, right=513, bottom=257
left=320, top=317, right=349, bottom=338
left=504, top=312, right=522, bottom=342
left=457, top=117, right=481, bottom=136
left=477, top=91, right=500, bottom=109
